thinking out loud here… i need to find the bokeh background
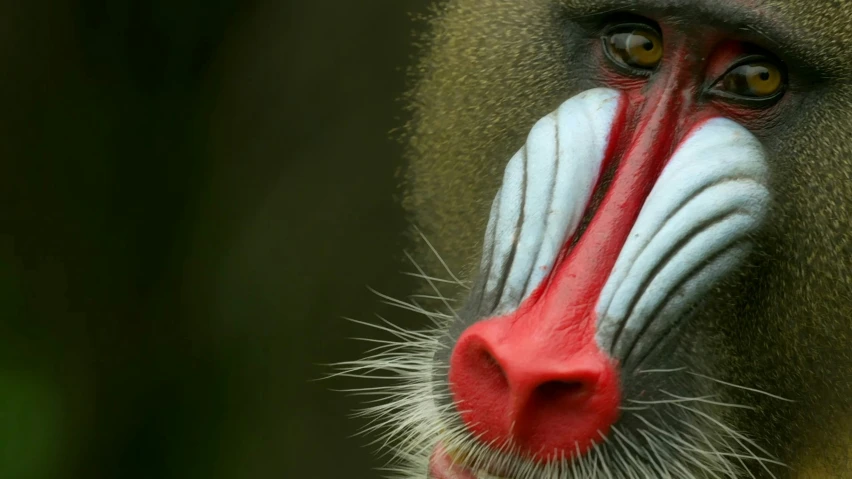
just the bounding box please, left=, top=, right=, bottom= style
left=0, top=0, right=431, bottom=478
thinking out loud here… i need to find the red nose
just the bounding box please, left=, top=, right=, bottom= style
left=448, top=309, right=620, bottom=462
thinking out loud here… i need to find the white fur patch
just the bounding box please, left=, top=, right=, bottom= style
left=595, top=118, right=770, bottom=366
left=480, top=88, right=622, bottom=316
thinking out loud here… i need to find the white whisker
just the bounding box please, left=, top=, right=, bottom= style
left=687, top=371, right=795, bottom=402
left=414, top=224, right=469, bottom=289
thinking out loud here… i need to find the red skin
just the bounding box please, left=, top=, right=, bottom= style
left=447, top=27, right=782, bottom=463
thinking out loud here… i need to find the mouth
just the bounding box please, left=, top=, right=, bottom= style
left=429, top=445, right=475, bottom=479
left=429, top=444, right=503, bottom=479
left=429, top=444, right=516, bottom=479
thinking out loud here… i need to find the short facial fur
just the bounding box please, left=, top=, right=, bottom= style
left=344, top=1, right=852, bottom=478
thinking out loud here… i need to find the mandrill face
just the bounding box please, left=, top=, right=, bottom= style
left=341, top=1, right=852, bottom=478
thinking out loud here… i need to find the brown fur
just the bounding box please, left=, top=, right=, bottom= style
left=402, top=0, right=852, bottom=477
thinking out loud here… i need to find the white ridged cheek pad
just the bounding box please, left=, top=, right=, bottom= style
left=478, top=88, right=623, bottom=317
left=595, top=118, right=770, bottom=363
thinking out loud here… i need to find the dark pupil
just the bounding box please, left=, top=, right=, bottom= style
left=759, top=70, right=770, bottom=81
left=639, top=36, right=654, bottom=51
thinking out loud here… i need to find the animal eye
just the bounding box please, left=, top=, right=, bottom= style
left=713, top=60, right=785, bottom=100
left=603, top=24, right=663, bottom=73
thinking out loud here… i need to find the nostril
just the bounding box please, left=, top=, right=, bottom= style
left=535, top=380, right=589, bottom=402
left=450, top=337, right=512, bottom=416
left=449, top=323, right=621, bottom=461
left=475, top=348, right=508, bottom=390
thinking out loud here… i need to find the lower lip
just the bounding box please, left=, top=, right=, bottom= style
left=428, top=445, right=477, bottom=479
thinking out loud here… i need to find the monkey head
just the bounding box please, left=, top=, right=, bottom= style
left=345, top=1, right=852, bottom=478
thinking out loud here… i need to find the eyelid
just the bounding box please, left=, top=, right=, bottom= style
left=601, top=22, right=662, bottom=37
left=717, top=54, right=778, bottom=77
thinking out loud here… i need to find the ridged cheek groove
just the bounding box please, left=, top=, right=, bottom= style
left=475, top=88, right=623, bottom=319
left=594, top=118, right=770, bottom=366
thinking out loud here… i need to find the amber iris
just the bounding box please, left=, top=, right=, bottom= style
left=606, top=27, right=663, bottom=70
left=720, top=62, right=783, bottom=98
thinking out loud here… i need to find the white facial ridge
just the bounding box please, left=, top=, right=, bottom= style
left=479, top=88, right=622, bottom=317
left=594, top=117, right=771, bottom=366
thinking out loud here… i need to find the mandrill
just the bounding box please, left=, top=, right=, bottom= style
left=338, top=0, right=852, bottom=478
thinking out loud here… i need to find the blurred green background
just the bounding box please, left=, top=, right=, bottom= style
left=0, top=0, right=430, bottom=477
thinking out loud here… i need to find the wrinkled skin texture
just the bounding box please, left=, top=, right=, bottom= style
left=401, top=0, right=852, bottom=477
